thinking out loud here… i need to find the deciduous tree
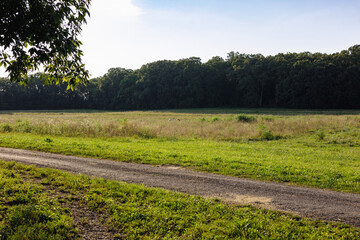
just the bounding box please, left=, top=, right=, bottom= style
left=0, top=0, right=91, bottom=89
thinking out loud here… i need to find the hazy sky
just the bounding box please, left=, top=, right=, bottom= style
left=1, top=0, right=360, bottom=78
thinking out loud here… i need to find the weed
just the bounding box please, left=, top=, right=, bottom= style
left=14, top=120, right=32, bottom=133
left=258, top=124, right=275, bottom=140
left=119, top=118, right=127, bottom=123
left=262, top=116, right=275, bottom=122
left=235, top=114, right=257, bottom=123
left=0, top=123, right=12, bottom=132
left=210, top=116, right=220, bottom=122
left=316, top=130, right=326, bottom=141
left=44, top=137, right=53, bottom=143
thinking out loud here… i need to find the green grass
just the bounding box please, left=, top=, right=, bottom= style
left=0, top=132, right=359, bottom=194
left=0, top=160, right=359, bottom=239
left=0, top=162, right=78, bottom=239
left=0, top=109, right=359, bottom=238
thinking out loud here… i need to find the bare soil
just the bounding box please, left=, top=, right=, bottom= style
left=0, top=147, right=359, bottom=228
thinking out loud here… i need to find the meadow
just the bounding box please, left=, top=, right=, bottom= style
left=0, top=108, right=359, bottom=141
left=0, top=109, right=359, bottom=238
left=0, top=109, right=359, bottom=192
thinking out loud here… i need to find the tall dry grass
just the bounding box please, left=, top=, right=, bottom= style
left=0, top=111, right=359, bottom=141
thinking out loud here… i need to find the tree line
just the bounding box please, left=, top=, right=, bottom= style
left=0, top=45, right=359, bottom=110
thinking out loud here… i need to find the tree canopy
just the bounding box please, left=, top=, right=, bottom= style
left=0, top=45, right=359, bottom=110
left=0, top=0, right=91, bottom=89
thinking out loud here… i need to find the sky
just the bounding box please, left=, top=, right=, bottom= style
left=1, top=0, right=360, bottom=78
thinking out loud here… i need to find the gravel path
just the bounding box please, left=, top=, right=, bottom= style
left=0, top=147, right=359, bottom=228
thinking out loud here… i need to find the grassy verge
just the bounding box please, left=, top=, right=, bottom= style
left=0, top=160, right=359, bottom=239
left=0, top=162, right=78, bottom=239
left=0, top=132, right=359, bottom=194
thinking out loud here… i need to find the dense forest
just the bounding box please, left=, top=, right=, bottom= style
left=0, top=45, right=359, bottom=110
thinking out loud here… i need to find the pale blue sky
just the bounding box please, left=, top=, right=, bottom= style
left=1, top=0, right=360, bottom=78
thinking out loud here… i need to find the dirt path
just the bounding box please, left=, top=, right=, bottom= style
left=0, top=147, right=359, bottom=228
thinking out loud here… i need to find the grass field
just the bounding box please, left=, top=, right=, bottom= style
left=0, top=133, right=359, bottom=194
left=1, top=160, right=359, bottom=239
left=0, top=109, right=359, bottom=238
left=0, top=109, right=359, bottom=193
left=0, top=109, right=359, bottom=141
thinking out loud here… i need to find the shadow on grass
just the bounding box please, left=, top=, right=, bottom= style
left=0, top=108, right=359, bottom=116
left=155, top=108, right=360, bottom=115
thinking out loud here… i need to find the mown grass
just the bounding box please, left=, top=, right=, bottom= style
left=0, top=131, right=359, bottom=194
left=1, top=160, right=359, bottom=239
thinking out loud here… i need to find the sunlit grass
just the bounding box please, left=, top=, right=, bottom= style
left=0, top=132, right=359, bottom=193
left=0, top=109, right=359, bottom=194
left=0, top=109, right=359, bottom=141
left=0, top=109, right=359, bottom=237
left=0, top=162, right=78, bottom=239
left=1, top=161, right=359, bottom=239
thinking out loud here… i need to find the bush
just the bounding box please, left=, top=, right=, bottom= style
left=0, top=123, right=12, bottom=132
left=234, top=114, right=257, bottom=123
left=14, top=120, right=32, bottom=133
left=210, top=117, right=220, bottom=122
left=258, top=124, right=275, bottom=140
left=316, top=130, right=325, bottom=141
left=262, top=116, right=275, bottom=122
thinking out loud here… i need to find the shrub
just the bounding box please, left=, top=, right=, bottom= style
left=14, top=120, right=32, bottom=133
left=258, top=124, right=275, bottom=140
left=234, top=114, right=257, bottom=123
left=0, top=123, right=12, bottom=132
left=262, top=116, right=275, bottom=122
left=210, top=117, right=220, bottom=122
left=119, top=118, right=128, bottom=123
left=316, top=130, right=325, bottom=141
